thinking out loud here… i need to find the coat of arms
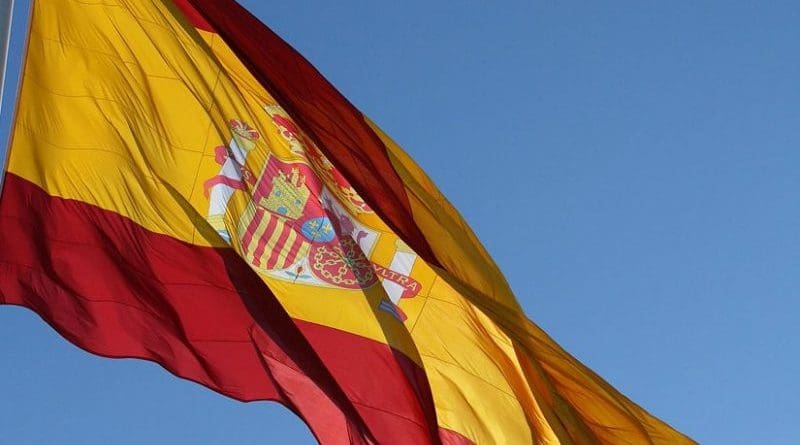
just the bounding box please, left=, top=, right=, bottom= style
left=203, top=110, right=421, bottom=321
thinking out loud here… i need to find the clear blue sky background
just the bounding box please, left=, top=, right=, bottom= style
left=1, top=1, right=798, bottom=444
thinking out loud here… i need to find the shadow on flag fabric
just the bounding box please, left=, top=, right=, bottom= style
left=0, top=1, right=696, bottom=444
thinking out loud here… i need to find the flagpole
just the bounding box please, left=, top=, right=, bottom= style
left=0, top=0, right=22, bottom=197
left=0, top=0, right=14, bottom=106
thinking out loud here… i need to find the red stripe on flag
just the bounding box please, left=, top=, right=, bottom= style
left=0, top=174, right=458, bottom=444
left=171, top=0, right=213, bottom=32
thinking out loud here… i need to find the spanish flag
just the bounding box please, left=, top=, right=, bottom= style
left=0, top=1, right=695, bottom=444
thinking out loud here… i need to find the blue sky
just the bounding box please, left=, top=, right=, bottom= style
left=1, top=1, right=798, bottom=444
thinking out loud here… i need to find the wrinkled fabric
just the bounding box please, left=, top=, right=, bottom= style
left=0, top=1, right=695, bottom=444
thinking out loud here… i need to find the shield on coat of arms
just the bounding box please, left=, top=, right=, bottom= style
left=239, top=155, right=320, bottom=272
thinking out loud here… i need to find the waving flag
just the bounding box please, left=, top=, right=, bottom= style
left=0, top=1, right=695, bottom=444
